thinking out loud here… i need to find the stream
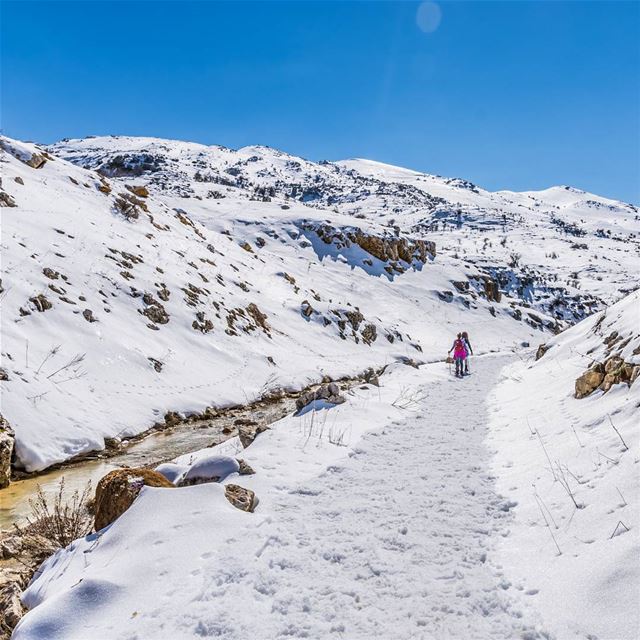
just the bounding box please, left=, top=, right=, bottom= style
left=1, top=395, right=297, bottom=531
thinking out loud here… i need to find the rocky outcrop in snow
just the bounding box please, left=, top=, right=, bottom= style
left=0, top=417, right=14, bottom=489
left=94, top=468, right=174, bottom=531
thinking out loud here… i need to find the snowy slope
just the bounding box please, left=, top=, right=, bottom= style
left=4, top=133, right=639, bottom=640
left=0, top=137, right=535, bottom=472
left=488, top=290, right=640, bottom=639
left=16, top=357, right=555, bottom=640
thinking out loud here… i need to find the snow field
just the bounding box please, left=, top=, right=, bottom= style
left=487, top=292, right=640, bottom=639
left=16, top=356, right=551, bottom=640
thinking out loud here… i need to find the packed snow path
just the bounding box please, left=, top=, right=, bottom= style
left=70, top=356, right=545, bottom=640
left=175, top=357, right=547, bottom=640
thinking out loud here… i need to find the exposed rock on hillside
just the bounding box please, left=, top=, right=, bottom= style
left=304, top=222, right=435, bottom=275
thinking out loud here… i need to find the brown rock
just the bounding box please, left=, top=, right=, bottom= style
left=599, top=373, right=616, bottom=393
left=604, top=356, right=624, bottom=374
left=237, top=459, right=255, bottom=475
left=483, top=277, right=502, bottom=303
left=25, top=152, right=47, bottom=169
left=361, top=323, right=377, bottom=345
left=575, top=368, right=605, bottom=399
left=29, top=293, right=52, bottom=312
left=0, top=191, right=17, bottom=207
left=535, top=344, right=549, bottom=361
left=237, top=423, right=269, bottom=448
left=94, top=468, right=174, bottom=531
left=0, top=582, right=24, bottom=631
left=128, top=185, right=149, bottom=198
left=0, top=415, right=15, bottom=489
left=224, top=484, right=257, bottom=512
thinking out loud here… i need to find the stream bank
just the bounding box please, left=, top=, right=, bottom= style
left=0, top=367, right=385, bottom=531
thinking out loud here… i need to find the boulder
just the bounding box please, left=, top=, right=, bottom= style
left=599, top=373, right=616, bottom=393
left=94, top=468, right=174, bottom=531
left=0, top=415, right=15, bottom=489
left=575, top=367, right=605, bottom=399
left=295, top=382, right=346, bottom=412
left=604, top=356, right=624, bottom=374
left=154, top=462, right=188, bottom=484
left=237, top=459, right=255, bottom=475
left=535, top=343, right=549, bottom=361
left=0, top=191, right=17, bottom=207
left=224, top=484, right=257, bottom=512
left=25, top=152, right=47, bottom=169
left=238, top=423, right=269, bottom=448
left=178, top=455, right=239, bottom=486
left=362, top=367, right=380, bottom=387
left=0, top=582, right=24, bottom=632
left=452, top=280, right=469, bottom=293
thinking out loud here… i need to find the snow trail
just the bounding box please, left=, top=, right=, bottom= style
left=138, top=356, right=548, bottom=639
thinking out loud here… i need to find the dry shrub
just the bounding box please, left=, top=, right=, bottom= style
left=16, top=478, right=93, bottom=549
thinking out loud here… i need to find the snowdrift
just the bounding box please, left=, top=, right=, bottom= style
left=488, top=290, right=640, bottom=640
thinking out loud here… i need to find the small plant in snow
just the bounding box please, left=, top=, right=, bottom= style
left=15, top=478, right=93, bottom=550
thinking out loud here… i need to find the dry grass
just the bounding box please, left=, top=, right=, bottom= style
left=15, top=478, right=93, bottom=550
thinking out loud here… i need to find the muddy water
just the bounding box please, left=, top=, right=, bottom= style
left=1, top=397, right=296, bottom=530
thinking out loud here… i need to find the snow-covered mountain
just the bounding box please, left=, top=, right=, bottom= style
left=1, top=135, right=638, bottom=472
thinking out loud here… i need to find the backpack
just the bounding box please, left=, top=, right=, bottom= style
left=454, top=338, right=465, bottom=353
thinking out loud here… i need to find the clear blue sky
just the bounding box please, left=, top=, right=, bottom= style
left=2, top=1, right=639, bottom=202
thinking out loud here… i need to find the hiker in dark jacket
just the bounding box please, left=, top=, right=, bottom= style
left=461, top=331, right=473, bottom=374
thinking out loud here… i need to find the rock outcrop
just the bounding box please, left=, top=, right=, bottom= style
left=94, top=468, right=174, bottom=531
left=305, top=223, right=435, bottom=275
left=575, top=365, right=605, bottom=399
left=237, top=423, right=269, bottom=449
left=535, top=343, right=549, bottom=360
left=0, top=415, right=14, bottom=489
left=575, top=356, right=639, bottom=399
left=295, top=382, right=346, bottom=412
left=482, top=276, right=502, bottom=303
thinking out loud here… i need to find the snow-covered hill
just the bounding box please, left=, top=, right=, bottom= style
left=13, top=292, right=639, bottom=640
left=1, top=135, right=638, bottom=472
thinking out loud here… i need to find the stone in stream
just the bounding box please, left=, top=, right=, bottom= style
left=295, top=382, right=346, bottom=412
left=237, top=423, right=269, bottom=448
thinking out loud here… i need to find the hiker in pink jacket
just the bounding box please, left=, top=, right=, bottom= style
left=449, top=333, right=468, bottom=378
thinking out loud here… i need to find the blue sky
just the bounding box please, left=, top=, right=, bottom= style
left=2, top=1, right=639, bottom=202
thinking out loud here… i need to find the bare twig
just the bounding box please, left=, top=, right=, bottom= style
left=610, top=521, right=630, bottom=539
left=533, top=490, right=561, bottom=555
left=535, top=429, right=557, bottom=481
left=36, top=344, right=61, bottom=375
left=607, top=415, right=628, bottom=451
left=616, top=487, right=627, bottom=507
left=46, top=353, right=86, bottom=380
